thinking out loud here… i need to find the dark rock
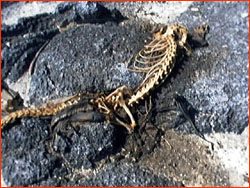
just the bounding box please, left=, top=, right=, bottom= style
left=55, top=1, right=125, bottom=24
left=154, top=1, right=249, bottom=135
left=55, top=2, right=74, bottom=14
left=1, top=13, right=56, bottom=37
left=1, top=118, right=59, bottom=187
left=1, top=144, right=59, bottom=187
left=1, top=1, right=125, bottom=83
left=72, top=163, right=184, bottom=187
left=1, top=1, right=18, bottom=9
left=1, top=29, right=59, bottom=82
left=52, top=122, right=126, bottom=170
left=28, top=21, right=151, bottom=105
left=1, top=118, right=50, bottom=153
left=1, top=118, right=127, bottom=186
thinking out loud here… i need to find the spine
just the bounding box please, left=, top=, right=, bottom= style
left=128, top=38, right=177, bottom=106
left=1, top=94, right=82, bottom=129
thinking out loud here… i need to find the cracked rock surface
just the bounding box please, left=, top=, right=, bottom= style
left=1, top=1, right=249, bottom=187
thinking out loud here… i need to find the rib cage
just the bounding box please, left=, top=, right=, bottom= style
left=127, top=24, right=188, bottom=106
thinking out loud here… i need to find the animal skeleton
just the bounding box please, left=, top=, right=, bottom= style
left=90, top=24, right=191, bottom=132
left=1, top=24, right=201, bottom=133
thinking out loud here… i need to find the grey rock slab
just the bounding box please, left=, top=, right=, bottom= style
left=179, top=2, right=249, bottom=134
left=1, top=118, right=125, bottom=187
left=151, top=1, right=249, bottom=136
left=1, top=118, right=58, bottom=187
left=28, top=21, right=151, bottom=105
left=1, top=1, right=125, bottom=83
